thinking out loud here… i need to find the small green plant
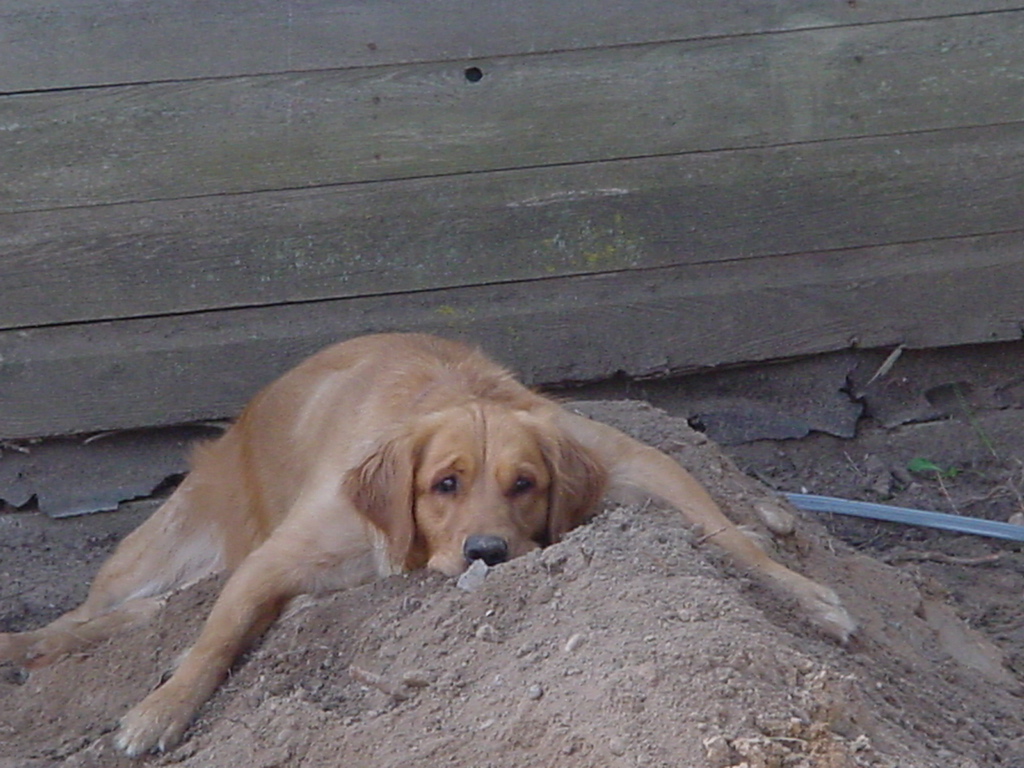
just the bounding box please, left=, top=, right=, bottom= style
left=907, top=457, right=962, bottom=514
left=907, top=457, right=960, bottom=479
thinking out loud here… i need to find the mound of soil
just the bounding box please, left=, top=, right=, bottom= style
left=2, top=400, right=1022, bottom=767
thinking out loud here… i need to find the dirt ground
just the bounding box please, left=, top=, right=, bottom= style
left=3, top=345, right=1024, bottom=767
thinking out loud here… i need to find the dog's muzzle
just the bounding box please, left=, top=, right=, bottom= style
left=463, top=535, right=509, bottom=566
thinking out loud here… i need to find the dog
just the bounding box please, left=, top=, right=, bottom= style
left=0, top=333, right=854, bottom=756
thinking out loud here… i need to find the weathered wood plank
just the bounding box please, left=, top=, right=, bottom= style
left=3, top=1, right=1020, bottom=92
left=2, top=230, right=1021, bottom=439
left=5, top=10, right=1024, bottom=212
left=4, top=122, right=1023, bottom=329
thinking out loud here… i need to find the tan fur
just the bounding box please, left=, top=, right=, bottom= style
left=0, top=333, right=855, bottom=757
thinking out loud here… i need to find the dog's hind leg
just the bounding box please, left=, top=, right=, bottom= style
left=0, top=477, right=227, bottom=667
left=0, top=595, right=167, bottom=667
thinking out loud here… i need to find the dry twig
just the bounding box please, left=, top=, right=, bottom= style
left=883, top=551, right=1002, bottom=567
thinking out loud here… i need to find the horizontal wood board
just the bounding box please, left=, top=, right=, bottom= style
left=3, top=1, right=1021, bottom=92
left=2, top=231, right=1022, bottom=439
left=3, top=122, right=1023, bottom=329
left=5, top=11, right=1024, bottom=213
left=2, top=2, right=1023, bottom=440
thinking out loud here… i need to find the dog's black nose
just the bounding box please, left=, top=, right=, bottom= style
left=463, top=535, right=509, bottom=566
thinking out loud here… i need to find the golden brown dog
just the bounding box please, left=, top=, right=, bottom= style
left=0, top=333, right=854, bottom=756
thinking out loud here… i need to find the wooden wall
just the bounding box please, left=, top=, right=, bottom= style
left=2, top=1, right=1023, bottom=439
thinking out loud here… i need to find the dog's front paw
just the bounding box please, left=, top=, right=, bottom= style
left=115, top=687, right=196, bottom=757
left=796, top=580, right=857, bottom=644
left=767, top=566, right=856, bottom=644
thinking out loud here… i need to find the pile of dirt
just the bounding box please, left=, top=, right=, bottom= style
left=2, top=400, right=1022, bottom=767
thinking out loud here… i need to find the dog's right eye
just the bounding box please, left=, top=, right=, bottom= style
left=432, top=475, right=459, bottom=494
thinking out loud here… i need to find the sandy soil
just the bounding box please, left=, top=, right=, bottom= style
left=2, top=397, right=1023, bottom=768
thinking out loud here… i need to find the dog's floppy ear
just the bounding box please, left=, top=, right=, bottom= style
left=343, top=431, right=420, bottom=570
left=540, top=424, right=609, bottom=544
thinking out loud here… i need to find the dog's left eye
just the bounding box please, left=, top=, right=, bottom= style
left=510, top=476, right=534, bottom=495
left=433, top=475, right=459, bottom=494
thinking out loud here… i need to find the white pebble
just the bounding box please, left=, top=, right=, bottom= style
left=754, top=501, right=796, bottom=535
left=456, top=559, right=490, bottom=591
left=475, top=623, right=501, bottom=643
left=564, top=633, right=586, bottom=653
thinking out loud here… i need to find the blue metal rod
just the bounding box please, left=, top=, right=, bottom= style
left=785, top=493, right=1024, bottom=543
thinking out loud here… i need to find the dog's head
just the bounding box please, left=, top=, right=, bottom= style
left=344, top=403, right=607, bottom=575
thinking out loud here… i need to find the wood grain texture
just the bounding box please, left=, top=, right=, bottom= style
left=4, top=10, right=1024, bottom=212
left=3, top=2, right=1023, bottom=439
left=4, top=122, right=1023, bottom=329
left=4, top=0, right=1019, bottom=91
left=3, top=231, right=1021, bottom=439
